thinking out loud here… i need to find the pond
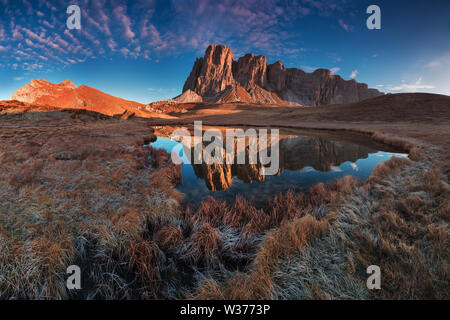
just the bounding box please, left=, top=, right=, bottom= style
left=150, top=128, right=408, bottom=208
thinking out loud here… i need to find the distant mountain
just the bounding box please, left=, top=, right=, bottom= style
left=11, top=79, right=147, bottom=116
left=182, top=44, right=384, bottom=106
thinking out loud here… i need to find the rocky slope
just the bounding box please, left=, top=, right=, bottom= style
left=183, top=44, right=383, bottom=106
left=11, top=79, right=147, bottom=116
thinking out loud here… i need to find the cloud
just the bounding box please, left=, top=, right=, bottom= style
left=114, top=6, right=135, bottom=39
left=42, top=21, right=53, bottom=29
left=166, top=0, right=337, bottom=57
left=300, top=65, right=316, bottom=72
left=387, top=77, right=435, bottom=92
left=338, top=19, right=353, bottom=32
left=0, top=0, right=349, bottom=73
left=22, top=62, right=43, bottom=71
left=63, top=29, right=78, bottom=44
left=13, top=77, right=24, bottom=81
left=330, top=67, right=340, bottom=74
left=141, top=21, right=163, bottom=46
left=0, top=45, right=7, bottom=52
left=11, top=26, right=22, bottom=40
left=21, top=27, right=64, bottom=52
left=300, top=65, right=340, bottom=74
left=148, top=87, right=178, bottom=93
left=349, top=70, right=358, bottom=79
left=426, top=54, right=450, bottom=69
left=107, top=39, right=117, bottom=51
left=147, top=87, right=179, bottom=101
left=84, top=6, right=111, bottom=37
left=423, top=54, right=450, bottom=95
left=120, top=48, right=130, bottom=56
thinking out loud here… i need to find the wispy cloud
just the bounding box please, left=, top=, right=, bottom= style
left=425, top=54, right=450, bottom=69
left=0, top=0, right=358, bottom=74
left=349, top=69, right=358, bottom=79
left=330, top=67, right=340, bottom=74
left=300, top=65, right=340, bottom=74
left=113, top=5, right=135, bottom=39
left=387, top=77, right=435, bottom=92
left=338, top=19, right=353, bottom=32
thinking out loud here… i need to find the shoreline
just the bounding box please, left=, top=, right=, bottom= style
left=0, top=95, right=448, bottom=299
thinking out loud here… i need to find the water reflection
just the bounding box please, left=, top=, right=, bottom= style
left=150, top=132, right=407, bottom=208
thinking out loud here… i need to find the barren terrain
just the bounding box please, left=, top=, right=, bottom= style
left=0, top=92, right=448, bottom=299
left=148, top=93, right=450, bottom=152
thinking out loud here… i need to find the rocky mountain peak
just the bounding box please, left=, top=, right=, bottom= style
left=183, top=44, right=383, bottom=106
left=11, top=79, right=145, bottom=116
left=234, top=53, right=267, bottom=90
left=61, top=80, right=77, bottom=89
left=183, top=44, right=235, bottom=97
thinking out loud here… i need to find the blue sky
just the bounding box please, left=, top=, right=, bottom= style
left=0, top=0, right=449, bottom=103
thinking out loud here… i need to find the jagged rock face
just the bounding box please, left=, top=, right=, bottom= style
left=183, top=44, right=235, bottom=97
left=193, top=162, right=233, bottom=191
left=183, top=44, right=383, bottom=106
left=267, top=61, right=287, bottom=92
left=188, top=135, right=375, bottom=191
left=12, top=79, right=79, bottom=105
left=234, top=54, right=267, bottom=90
left=11, top=79, right=146, bottom=116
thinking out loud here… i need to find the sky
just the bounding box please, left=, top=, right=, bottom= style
left=0, top=0, right=449, bottom=103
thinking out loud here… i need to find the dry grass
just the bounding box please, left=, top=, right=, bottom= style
left=185, top=223, right=222, bottom=266
left=148, top=146, right=169, bottom=168
left=269, top=155, right=449, bottom=300
left=370, top=132, right=414, bottom=153
left=368, top=156, right=413, bottom=185
left=191, top=215, right=331, bottom=299
left=0, top=109, right=448, bottom=300
left=156, top=225, right=184, bottom=251
left=0, top=114, right=180, bottom=299
left=186, top=151, right=448, bottom=300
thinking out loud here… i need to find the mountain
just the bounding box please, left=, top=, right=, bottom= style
left=11, top=79, right=147, bottom=116
left=183, top=44, right=384, bottom=106
left=190, top=135, right=375, bottom=191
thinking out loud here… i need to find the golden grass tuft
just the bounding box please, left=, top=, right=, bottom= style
left=224, top=196, right=268, bottom=233
left=156, top=225, right=184, bottom=251
left=409, top=146, right=424, bottom=161
left=187, top=223, right=221, bottom=266
left=369, top=156, right=412, bottom=185
left=128, top=238, right=164, bottom=284
left=192, top=214, right=331, bottom=299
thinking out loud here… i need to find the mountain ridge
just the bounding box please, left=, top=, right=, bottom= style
left=10, top=78, right=148, bottom=116
left=183, top=44, right=384, bottom=106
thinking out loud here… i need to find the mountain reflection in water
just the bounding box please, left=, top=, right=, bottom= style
left=150, top=133, right=407, bottom=208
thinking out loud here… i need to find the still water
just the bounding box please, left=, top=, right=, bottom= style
left=150, top=131, right=407, bottom=208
